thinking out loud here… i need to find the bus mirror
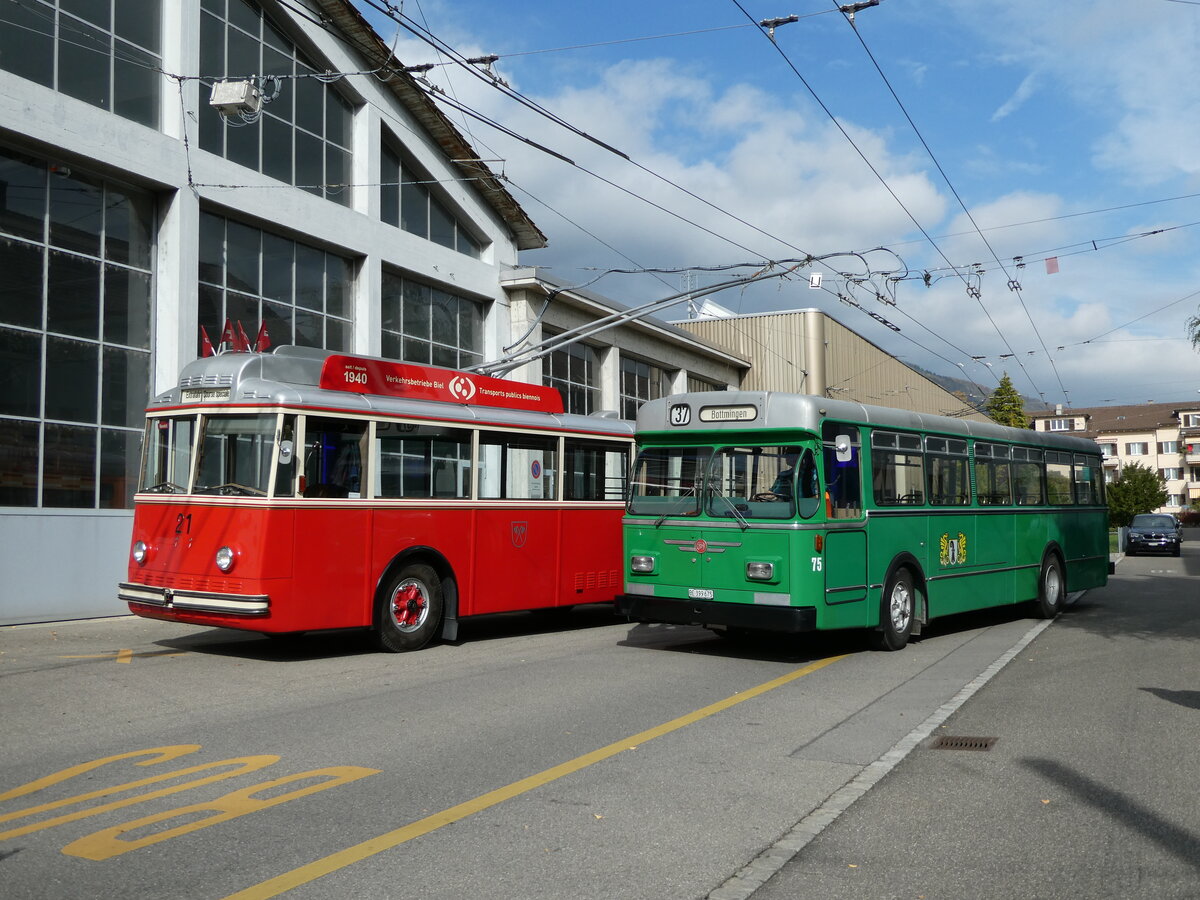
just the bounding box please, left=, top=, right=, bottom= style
left=835, top=436, right=852, bottom=463
left=278, top=440, right=294, bottom=465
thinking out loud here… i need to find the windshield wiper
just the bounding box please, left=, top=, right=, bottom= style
left=142, top=481, right=185, bottom=494
left=194, top=482, right=267, bottom=497
left=651, top=488, right=698, bottom=527
left=710, top=483, right=749, bottom=530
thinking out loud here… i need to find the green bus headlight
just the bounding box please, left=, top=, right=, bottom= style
left=746, top=562, right=775, bottom=581
left=631, top=556, right=655, bottom=573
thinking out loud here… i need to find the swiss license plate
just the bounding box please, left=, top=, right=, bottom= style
left=688, top=588, right=714, bottom=600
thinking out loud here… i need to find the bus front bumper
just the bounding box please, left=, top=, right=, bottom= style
left=615, top=594, right=816, bottom=633
left=119, top=582, right=270, bottom=617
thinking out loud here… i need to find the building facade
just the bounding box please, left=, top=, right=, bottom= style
left=1029, top=402, right=1200, bottom=514
left=0, top=0, right=750, bottom=625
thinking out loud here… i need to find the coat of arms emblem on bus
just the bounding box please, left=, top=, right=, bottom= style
left=512, top=521, right=529, bottom=548
left=939, top=532, right=968, bottom=567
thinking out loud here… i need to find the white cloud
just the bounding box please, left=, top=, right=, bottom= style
left=990, top=72, right=1038, bottom=121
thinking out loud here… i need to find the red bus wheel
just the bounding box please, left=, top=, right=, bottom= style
left=376, top=563, right=443, bottom=652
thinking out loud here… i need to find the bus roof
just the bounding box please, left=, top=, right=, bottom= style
left=149, top=346, right=633, bottom=437
left=635, top=391, right=1100, bottom=454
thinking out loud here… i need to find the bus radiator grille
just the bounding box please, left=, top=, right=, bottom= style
left=140, top=572, right=245, bottom=593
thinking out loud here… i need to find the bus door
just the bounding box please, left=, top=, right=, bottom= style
left=821, top=424, right=868, bottom=626
left=472, top=432, right=560, bottom=615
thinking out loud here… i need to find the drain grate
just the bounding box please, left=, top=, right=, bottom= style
left=929, top=735, right=997, bottom=751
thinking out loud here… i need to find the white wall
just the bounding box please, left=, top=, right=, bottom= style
left=0, top=511, right=132, bottom=624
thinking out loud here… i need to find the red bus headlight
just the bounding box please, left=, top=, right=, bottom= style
left=132, top=541, right=149, bottom=565
left=215, top=546, right=236, bottom=572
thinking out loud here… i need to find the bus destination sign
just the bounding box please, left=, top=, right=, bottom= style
left=699, top=405, right=758, bottom=423
left=319, top=356, right=565, bottom=414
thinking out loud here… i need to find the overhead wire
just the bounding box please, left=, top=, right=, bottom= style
left=16, top=0, right=1091, bottom=404
left=725, top=1, right=1016, bottom=399
left=834, top=3, right=1069, bottom=405
left=356, top=0, right=1009, bottom=398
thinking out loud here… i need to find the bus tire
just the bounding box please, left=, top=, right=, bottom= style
left=376, top=563, right=443, bottom=652
left=870, top=568, right=915, bottom=651
left=1033, top=554, right=1064, bottom=619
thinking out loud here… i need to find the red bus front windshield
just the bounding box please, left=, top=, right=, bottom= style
left=142, top=413, right=280, bottom=497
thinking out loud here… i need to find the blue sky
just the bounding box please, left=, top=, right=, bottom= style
left=352, top=0, right=1200, bottom=409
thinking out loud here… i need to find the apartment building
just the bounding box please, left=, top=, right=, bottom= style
left=1030, top=401, right=1200, bottom=513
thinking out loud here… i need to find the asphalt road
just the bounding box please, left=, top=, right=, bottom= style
left=749, top=545, right=1200, bottom=900
left=0, top=547, right=1182, bottom=900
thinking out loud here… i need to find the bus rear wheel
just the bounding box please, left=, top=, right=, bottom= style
left=1033, top=555, right=1064, bottom=619
left=376, top=563, right=443, bottom=652
left=870, top=568, right=915, bottom=651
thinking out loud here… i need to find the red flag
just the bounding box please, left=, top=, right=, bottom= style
left=1045, top=256, right=1059, bottom=275
left=219, top=318, right=235, bottom=347
left=200, top=325, right=215, bottom=357
left=234, top=321, right=251, bottom=352
left=254, top=320, right=271, bottom=352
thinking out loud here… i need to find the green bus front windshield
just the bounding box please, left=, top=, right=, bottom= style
left=628, top=444, right=821, bottom=520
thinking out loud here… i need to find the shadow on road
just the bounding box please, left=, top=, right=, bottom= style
left=1140, top=687, right=1200, bottom=711
left=1022, top=757, right=1200, bottom=872
left=151, top=602, right=624, bottom=661
left=615, top=600, right=1044, bottom=664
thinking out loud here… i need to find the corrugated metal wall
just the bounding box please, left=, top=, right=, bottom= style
left=677, top=309, right=990, bottom=421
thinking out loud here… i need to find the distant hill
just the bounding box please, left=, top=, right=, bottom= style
left=907, top=365, right=1051, bottom=413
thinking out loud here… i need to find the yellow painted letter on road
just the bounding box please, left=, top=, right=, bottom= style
left=0, top=753, right=280, bottom=841
left=0, top=746, right=202, bottom=807
left=63, top=766, right=380, bottom=860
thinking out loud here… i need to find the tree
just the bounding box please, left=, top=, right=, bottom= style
left=985, top=373, right=1028, bottom=428
left=1107, top=462, right=1168, bottom=527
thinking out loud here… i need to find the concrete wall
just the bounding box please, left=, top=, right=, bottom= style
left=0, top=511, right=132, bottom=624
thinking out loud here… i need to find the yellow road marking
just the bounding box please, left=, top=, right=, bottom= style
left=58, top=650, right=187, bottom=663
left=225, top=653, right=847, bottom=900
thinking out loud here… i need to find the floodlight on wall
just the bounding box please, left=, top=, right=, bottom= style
left=209, top=80, right=263, bottom=117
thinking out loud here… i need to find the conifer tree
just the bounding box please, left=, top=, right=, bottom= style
left=985, top=373, right=1028, bottom=428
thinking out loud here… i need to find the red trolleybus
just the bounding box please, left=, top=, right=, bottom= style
left=120, top=346, right=632, bottom=651
left=618, top=391, right=1108, bottom=650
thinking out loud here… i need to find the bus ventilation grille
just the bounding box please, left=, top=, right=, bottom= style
left=181, top=374, right=234, bottom=388
left=929, top=735, right=997, bottom=752
left=574, top=570, right=620, bottom=591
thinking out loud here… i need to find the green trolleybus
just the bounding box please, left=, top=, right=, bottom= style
left=616, top=392, right=1108, bottom=650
